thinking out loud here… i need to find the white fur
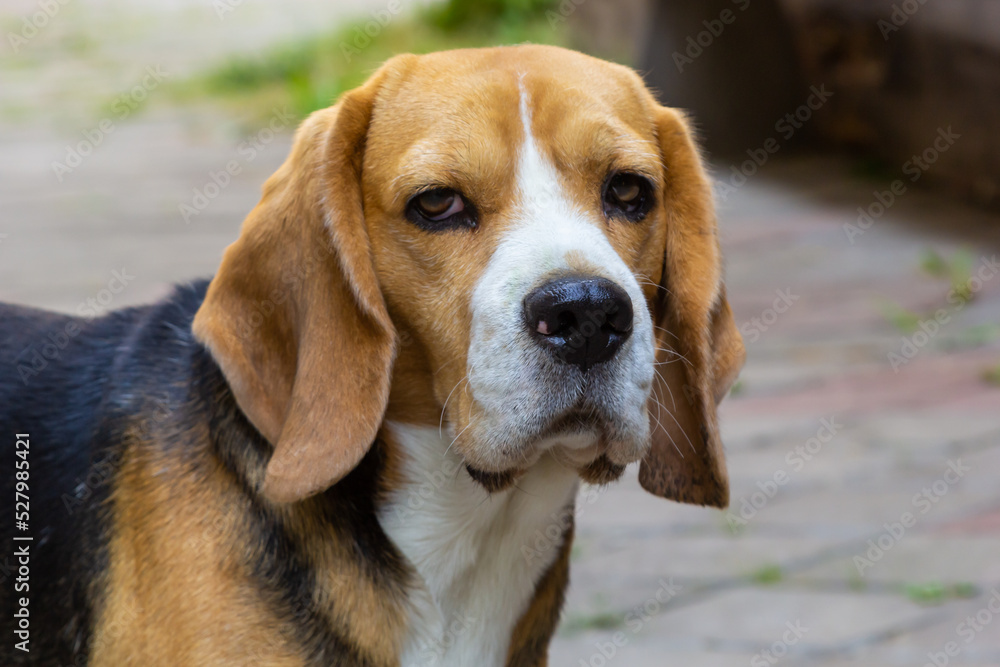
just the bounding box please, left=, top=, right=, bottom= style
left=378, top=423, right=578, bottom=666
left=380, top=82, right=657, bottom=666
left=463, top=79, right=655, bottom=469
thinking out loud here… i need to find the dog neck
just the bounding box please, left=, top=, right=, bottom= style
left=377, top=422, right=579, bottom=666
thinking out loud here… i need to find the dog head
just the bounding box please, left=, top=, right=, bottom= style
left=193, top=45, right=744, bottom=507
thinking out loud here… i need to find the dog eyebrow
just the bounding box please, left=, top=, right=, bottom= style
left=390, top=141, right=498, bottom=206
left=593, top=133, right=661, bottom=180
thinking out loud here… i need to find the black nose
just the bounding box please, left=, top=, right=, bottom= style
left=523, top=277, right=633, bottom=372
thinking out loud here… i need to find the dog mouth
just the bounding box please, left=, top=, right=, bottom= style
left=532, top=409, right=605, bottom=442
left=465, top=455, right=626, bottom=493
left=464, top=465, right=524, bottom=493
left=463, top=408, right=631, bottom=493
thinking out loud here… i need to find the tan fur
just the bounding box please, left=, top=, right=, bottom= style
left=97, top=45, right=742, bottom=664
left=637, top=107, right=746, bottom=508
left=92, top=431, right=304, bottom=665
left=192, top=68, right=402, bottom=505
left=193, top=45, right=742, bottom=508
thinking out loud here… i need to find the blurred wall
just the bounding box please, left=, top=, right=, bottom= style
left=572, top=0, right=1000, bottom=210
left=785, top=0, right=1000, bottom=209
left=637, top=0, right=805, bottom=158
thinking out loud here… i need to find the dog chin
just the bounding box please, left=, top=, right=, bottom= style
left=549, top=434, right=630, bottom=486
left=463, top=426, right=634, bottom=493
left=464, top=453, right=626, bottom=494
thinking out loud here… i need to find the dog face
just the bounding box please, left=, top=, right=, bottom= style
left=363, top=49, right=668, bottom=486
left=193, top=45, right=745, bottom=506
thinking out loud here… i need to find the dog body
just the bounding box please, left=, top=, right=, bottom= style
left=0, top=46, right=743, bottom=666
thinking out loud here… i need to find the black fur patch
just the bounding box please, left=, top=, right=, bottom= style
left=464, top=464, right=523, bottom=493
left=0, top=282, right=409, bottom=666
left=578, top=455, right=626, bottom=485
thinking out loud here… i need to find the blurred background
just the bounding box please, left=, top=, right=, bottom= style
left=2, top=0, right=999, bottom=664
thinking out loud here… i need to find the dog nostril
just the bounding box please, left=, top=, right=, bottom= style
left=535, top=310, right=580, bottom=337
left=603, top=300, right=633, bottom=335
left=523, top=277, right=634, bottom=372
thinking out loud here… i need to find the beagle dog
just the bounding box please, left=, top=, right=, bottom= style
left=0, top=45, right=744, bottom=666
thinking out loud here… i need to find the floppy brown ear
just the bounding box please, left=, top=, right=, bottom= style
left=192, top=72, right=398, bottom=504
left=638, top=107, right=746, bottom=509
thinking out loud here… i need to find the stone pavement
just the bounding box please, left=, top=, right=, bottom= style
left=3, top=2, right=1000, bottom=666
left=549, top=159, right=1000, bottom=666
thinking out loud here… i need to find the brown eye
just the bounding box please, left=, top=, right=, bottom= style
left=611, top=179, right=640, bottom=203
left=406, top=188, right=477, bottom=231
left=603, top=173, right=653, bottom=222
left=416, top=190, right=461, bottom=219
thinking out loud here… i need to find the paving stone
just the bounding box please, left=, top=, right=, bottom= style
left=633, top=587, right=934, bottom=652
left=550, top=635, right=758, bottom=667
left=791, top=537, right=1000, bottom=587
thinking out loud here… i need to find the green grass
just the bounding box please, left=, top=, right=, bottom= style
left=903, top=581, right=979, bottom=606
left=921, top=247, right=976, bottom=303
left=559, top=610, right=625, bottom=636
left=878, top=299, right=921, bottom=334
left=879, top=247, right=980, bottom=335
left=177, top=0, right=570, bottom=124
left=904, top=581, right=947, bottom=605
left=982, top=361, right=1000, bottom=386
left=750, top=564, right=783, bottom=585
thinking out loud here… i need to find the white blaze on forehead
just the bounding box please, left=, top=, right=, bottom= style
left=497, top=79, right=641, bottom=290
left=464, top=81, right=655, bottom=433
left=515, top=77, right=584, bottom=232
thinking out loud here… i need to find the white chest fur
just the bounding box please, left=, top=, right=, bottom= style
left=377, top=423, right=579, bottom=667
